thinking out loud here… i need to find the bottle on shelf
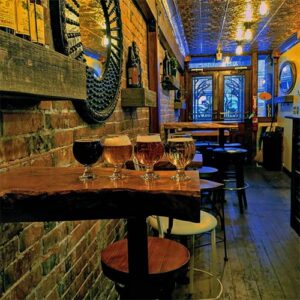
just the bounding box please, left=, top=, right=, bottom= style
left=29, top=0, right=45, bottom=45
left=126, top=46, right=139, bottom=88
left=15, top=0, right=31, bottom=40
left=163, top=50, right=171, bottom=78
left=29, top=0, right=37, bottom=42
left=35, top=0, right=45, bottom=45
left=0, top=0, right=17, bottom=34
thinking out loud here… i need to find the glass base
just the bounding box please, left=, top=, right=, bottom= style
left=79, top=173, right=96, bottom=181
left=171, top=170, right=191, bottom=182
left=79, top=165, right=96, bottom=181
left=141, top=172, right=160, bottom=181
left=109, top=173, right=127, bottom=181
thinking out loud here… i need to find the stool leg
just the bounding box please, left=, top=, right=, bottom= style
left=219, top=191, right=228, bottom=261
left=211, top=229, right=217, bottom=294
left=189, top=235, right=195, bottom=294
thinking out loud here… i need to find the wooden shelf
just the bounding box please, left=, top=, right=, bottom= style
left=0, top=31, right=86, bottom=101
left=121, top=88, right=157, bottom=107
left=161, top=75, right=179, bottom=90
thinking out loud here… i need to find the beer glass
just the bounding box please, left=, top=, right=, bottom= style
left=73, top=138, right=103, bottom=181
left=102, top=134, right=132, bottom=180
left=165, top=133, right=195, bottom=182
left=134, top=133, right=164, bottom=181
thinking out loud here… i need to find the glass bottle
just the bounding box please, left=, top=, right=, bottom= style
left=35, top=0, right=45, bottom=45
left=126, top=46, right=139, bottom=88
left=0, top=0, right=17, bottom=34
left=163, top=50, right=171, bottom=78
left=15, top=0, right=31, bottom=40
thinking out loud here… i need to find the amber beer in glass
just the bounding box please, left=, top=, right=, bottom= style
left=102, top=135, right=132, bottom=180
left=165, top=133, right=195, bottom=181
left=134, top=134, right=164, bottom=180
left=73, top=138, right=103, bottom=181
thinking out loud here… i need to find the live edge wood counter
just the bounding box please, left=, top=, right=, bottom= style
left=0, top=167, right=200, bottom=223
left=0, top=167, right=200, bottom=297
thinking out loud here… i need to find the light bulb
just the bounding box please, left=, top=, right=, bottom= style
left=245, top=3, right=253, bottom=21
left=259, top=1, right=269, bottom=16
left=244, top=28, right=253, bottom=41
left=236, top=27, right=244, bottom=41
left=236, top=45, right=243, bottom=55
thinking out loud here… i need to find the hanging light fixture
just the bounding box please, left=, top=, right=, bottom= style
left=259, top=0, right=269, bottom=16
left=244, top=23, right=253, bottom=41
left=236, top=43, right=243, bottom=55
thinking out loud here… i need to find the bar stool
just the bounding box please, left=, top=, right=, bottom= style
left=148, top=211, right=223, bottom=299
left=213, top=147, right=249, bottom=214
left=101, top=237, right=190, bottom=299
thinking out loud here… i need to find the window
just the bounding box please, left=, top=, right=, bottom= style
left=257, top=55, right=273, bottom=117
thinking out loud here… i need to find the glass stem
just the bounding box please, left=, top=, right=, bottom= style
left=83, top=165, right=94, bottom=179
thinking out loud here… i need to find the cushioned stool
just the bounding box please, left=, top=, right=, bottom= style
left=213, top=147, right=249, bottom=214
left=101, top=237, right=190, bottom=299
left=148, top=211, right=224, bottom=299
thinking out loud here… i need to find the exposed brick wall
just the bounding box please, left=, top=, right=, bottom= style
left=0, top=0, right=163, bottom=299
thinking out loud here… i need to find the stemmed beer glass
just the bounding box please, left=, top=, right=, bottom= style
left=165, top=133, right=195, bottom=182
left=73, top=138, right=103, bottom=181
left=102, top=134, right=132, bottom=180
left=134, top=133, right=164, bottom=181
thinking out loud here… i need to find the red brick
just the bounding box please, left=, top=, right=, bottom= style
left=54, top=130, right=73, bottom=147
left=9, top=265, right=42, bottom=299
left=3, top=113, right=44, bottom=135
left=52, top=101, right=74, bottom=110
left=38, top=101, right=52, bottom=110
left=0, top=237, right=18, bottom=269
left=35, top=262, right=65, bottom=299
left=0, top=138, right=29, bottom=164
left=30, top=153, right=54, bottom=167
left=4, top=242, right=41, bottom=290
left=19, top=223, right=44, bottom=252
left=52, top=147, right=73, bottom=167
left=42, top=222, right=68, bottom=254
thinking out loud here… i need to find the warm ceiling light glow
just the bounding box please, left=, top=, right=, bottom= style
left=259, top=1, right=269, bottom=16
left=224, top=56, right=230, bottom=64
left=102, top=36, right=109, bottom=47
left=245, top=3, right=253, bottom=21
left=244, top=28, right=253, bottom=41
left=236, top=44, right=243, bottom=55
left=236, top=27, right=244, bottom=41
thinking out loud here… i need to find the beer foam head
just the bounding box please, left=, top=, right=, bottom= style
left=137, top=134, right=161, bottom=143
left=104, top=135, right=131, bottom=146
left=168, top=137, right=193, bottom=142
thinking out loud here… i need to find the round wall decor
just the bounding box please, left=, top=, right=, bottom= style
left=50, top=0, right=123, bottom=123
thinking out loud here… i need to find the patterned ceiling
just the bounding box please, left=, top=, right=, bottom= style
left=174, top=0, right=300, bottom=56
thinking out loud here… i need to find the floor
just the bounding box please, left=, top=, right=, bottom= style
left=173, top=164, right=300, bottom=300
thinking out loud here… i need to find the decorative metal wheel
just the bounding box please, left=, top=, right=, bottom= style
left=50, top=0, right=123, bottom=124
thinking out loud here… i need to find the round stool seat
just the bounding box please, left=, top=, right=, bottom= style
left=101, top=237, right=190, bottom=284
left=148, top=211, right=217, bottom=236
left=195, top=141, right=210, bottom=147
left=213, top=147, right=247, bottom=154
left=224, top=143, right=242, bottom=147
left=198, top=166, right=218, bottom=175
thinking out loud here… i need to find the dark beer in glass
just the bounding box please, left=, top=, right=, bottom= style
left=73, top=138, right=102, bottom=181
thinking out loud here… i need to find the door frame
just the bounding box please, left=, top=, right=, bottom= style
left=186, top=68, right=252, bottom=121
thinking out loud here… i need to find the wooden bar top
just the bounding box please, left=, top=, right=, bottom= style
left=0, top=167, right=200, bottom=223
